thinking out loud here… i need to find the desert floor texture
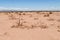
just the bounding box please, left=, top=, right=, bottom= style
left=0, top=11, right=60, bottom=40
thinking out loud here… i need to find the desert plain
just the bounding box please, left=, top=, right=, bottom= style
left=0, top=11, right=60, bottom=40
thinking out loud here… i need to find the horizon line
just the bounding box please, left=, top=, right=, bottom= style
left=0, top=10, right=60, bottom=12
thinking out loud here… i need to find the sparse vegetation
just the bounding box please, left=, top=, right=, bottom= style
left=0, top=11, right=60, bottom=30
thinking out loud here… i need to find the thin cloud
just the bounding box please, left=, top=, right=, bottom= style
left=0, top=7, right=31, bottom=11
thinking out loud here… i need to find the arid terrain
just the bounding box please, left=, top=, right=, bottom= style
left=0, top=11, right=60, bottom=40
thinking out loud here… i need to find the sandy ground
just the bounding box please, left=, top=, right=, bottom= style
left=0, top=11, right=60, bottom=40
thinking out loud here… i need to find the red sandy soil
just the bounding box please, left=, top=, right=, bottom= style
left=0, top=11, right=60, bottom=40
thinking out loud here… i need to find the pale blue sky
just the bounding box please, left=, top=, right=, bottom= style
left=0, top=0, right=60, bottom=10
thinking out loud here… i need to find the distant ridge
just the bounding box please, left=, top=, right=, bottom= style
left=0, top=10, right=60, bottom=12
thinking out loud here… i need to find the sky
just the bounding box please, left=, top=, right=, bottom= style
left=0, top=0, right=60, bottom=10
